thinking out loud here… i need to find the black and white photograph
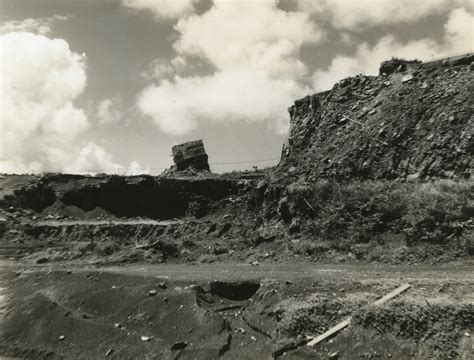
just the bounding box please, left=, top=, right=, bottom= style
left=0, top=0, right=473, bottom=358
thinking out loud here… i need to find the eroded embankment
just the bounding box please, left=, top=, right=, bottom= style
left=1, top=174, right=240, bottom=219
left=0, top=174, right=472, bottom=264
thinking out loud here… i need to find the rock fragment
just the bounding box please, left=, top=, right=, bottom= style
left=172, top=140, right=210, bottom=171
left=171, top=341, right=187, bottom=350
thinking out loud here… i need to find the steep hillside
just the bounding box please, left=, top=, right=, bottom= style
left=279, top=54, right=473, bottom=180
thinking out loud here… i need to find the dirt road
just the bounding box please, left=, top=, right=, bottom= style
left=1, top=260, right=472, bottom=359
left=2, top=259, right=473, bottom=281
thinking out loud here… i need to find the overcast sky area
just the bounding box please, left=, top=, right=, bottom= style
left=1, top=0, right=473, bottom=175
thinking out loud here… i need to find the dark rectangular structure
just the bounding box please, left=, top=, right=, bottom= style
left=172, top=140, right=210, bottom=171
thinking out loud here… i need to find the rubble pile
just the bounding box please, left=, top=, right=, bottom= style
left=280, top=54, right=473, bottom=180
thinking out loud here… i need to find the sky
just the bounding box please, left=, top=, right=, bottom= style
left=0, top=0, right=473, bottom=175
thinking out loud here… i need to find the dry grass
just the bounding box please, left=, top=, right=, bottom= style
left=280, top=180, right=472, bottom=260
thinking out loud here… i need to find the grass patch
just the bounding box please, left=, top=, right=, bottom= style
left=274, top=180, right=472, bottom=260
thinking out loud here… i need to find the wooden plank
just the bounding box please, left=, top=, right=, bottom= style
left=306, top=283, right=411, bottom=348
left=306, top=318, right=352, bottom=347
left=373, top=283, right=411, bottom=306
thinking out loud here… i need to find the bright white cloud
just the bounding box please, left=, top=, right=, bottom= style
left=133, top=0, right=472, bottom=138
left=137, top=69, right=308, bottom=135
left=444, top=7, right=474, bottom=52
left=63, top=143, right=123, bottom=174
left=46, top=102, right=89, bottom=138
left=126, top=161, right=150, bottom=175
left=312, top=8, right=474, bottom=91
left=0, top=32, right=120, bottom=174
left=122, top=0, right=195, bottom=20
left=136, top=0, right=319, bottom=136
left=298, top=0, right=473, bottom=30
left=96, top=97, right=123, bottom=125
left=313, top=36, right=438, bottom=91
left=174, top=0, right=321, bottom=78
left=0, top=15, right=69, bottom=35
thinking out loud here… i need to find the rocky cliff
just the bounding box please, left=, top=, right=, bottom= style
left=279, top=54, right=473, bottom=180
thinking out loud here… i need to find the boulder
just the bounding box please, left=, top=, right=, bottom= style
left=172, top=140, right=210, bottom=171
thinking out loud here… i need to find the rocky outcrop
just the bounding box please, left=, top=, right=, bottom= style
left=280, top=54, right=473, bottom=180
left=172, top=140, right=210, bottom=171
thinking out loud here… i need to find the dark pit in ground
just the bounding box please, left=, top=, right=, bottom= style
left=209, top=280, right=261, bottom=301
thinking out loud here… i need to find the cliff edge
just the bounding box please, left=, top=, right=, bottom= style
left=280, top=54, right=473, bottom=180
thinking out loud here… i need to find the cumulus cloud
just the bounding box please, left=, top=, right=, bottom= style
left=141, top=57, right=189, bottom=81
left=174, top=0, right=321, bottom=78
left=0, top=15, right=69, bottom=35
left=0, top=32, right=120, bottom=174
left=138, top=69, right=308, bottom=135
left=132, top=0, right=472, bottom=137
left=312, top=8, right=474, bottom=91
left=298, top=0, right=473, bottom=30
left=96, top=97, right=123, bottom=125
left=126, top=161, right=150, bottom=176
left=63, top=143, right=123, bottom=174
left=136, top=0, right=320, bottom=136
left=122, top=0, right=196, bottom=20
left=444, top=7, right=474, bottom=52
